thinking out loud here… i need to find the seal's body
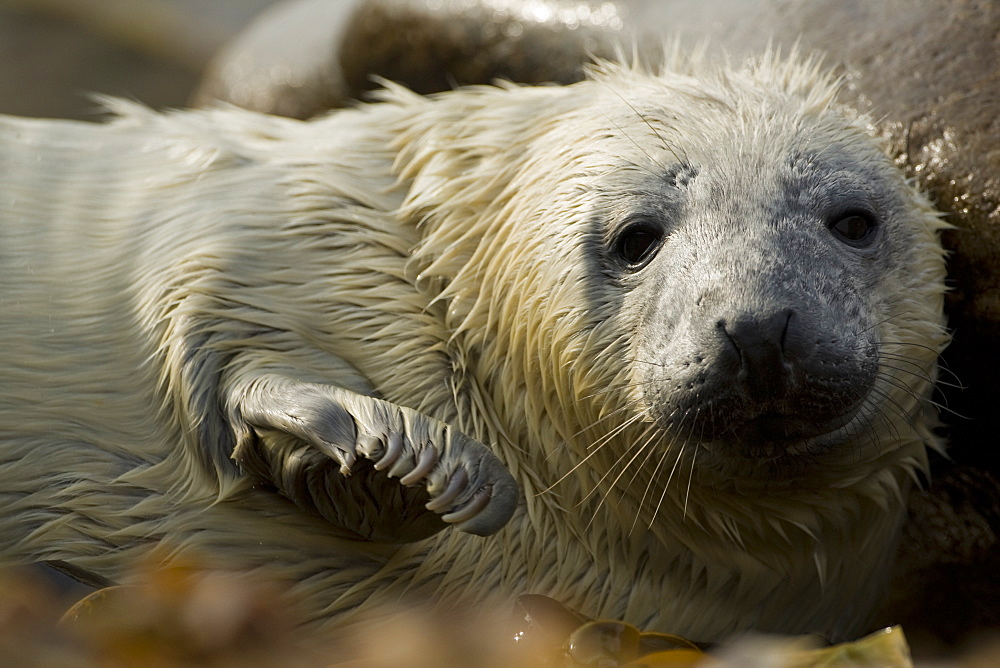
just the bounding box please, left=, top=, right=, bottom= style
left=0, top=53, right=947, bottom=642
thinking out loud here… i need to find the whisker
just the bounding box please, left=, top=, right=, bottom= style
left=586, top=409, right=647, bottom=452
left=626, top=357, right=670, bottom=368
left=859, top=389, right=888, bottom=434
left=606, top=422, right=660, bottom=492
left=879, top=352, right=963, bottom=389
left=842, top=398, right=868, bottom=458
left=879, top=361, right=938, bottom=390
left=853, top=312, right=911, bottom=337
left=875, top=369, right=930, bottom=405
left=567, top=401, right=637, bottom=440
left=538, top=404, right=649, bottom=496
left=879, top=361, right=962, bottom=411
left=649, top=404, right=700, bottom=529
left=877, top=339, right=949, bottom=358
left=879, top=345, right=964, bottom=388
left=579, top=379, right=657, bottom=401
left=876, top=371, right=965, bottom=418
left=683, top=441, right=698, bottom=520
left=627, top=415, right=677, bottom=536
left=868, top=385, right=916, bottom=432
left=634, top=406, right=685, bottom=528
left=641, top=440, right=681, bottom=532
left=600, top=112, right=669, bottom=178
left=535, top=437, right=612, bottom=497
left=601, top=84, right=684, bottom=171
left=863, top=391, right=903, bottom=450
left=582, top=436, right=645, bottom=520
left=588, top=422, right=660, bottom=532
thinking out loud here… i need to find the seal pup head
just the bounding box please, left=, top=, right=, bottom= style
left=606, top=66, right=948, bottom=492
left=610, top=94, right=946, bottom=485
left=395, top=48, right=948, bottom=521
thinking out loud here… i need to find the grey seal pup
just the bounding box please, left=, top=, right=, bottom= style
left=0, top=50, right=947, bottom=642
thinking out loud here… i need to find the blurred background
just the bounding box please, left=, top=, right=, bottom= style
left=0, top=0, right=283, bottom=119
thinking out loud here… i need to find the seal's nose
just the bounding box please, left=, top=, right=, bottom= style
left=718, top=309, right=796, bottom=398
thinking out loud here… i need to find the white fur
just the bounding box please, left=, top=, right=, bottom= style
left=0, top=50, right=948, bottom=643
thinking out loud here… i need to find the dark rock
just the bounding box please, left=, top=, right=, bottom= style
left=337, top=0, right=630, bottom=99
left=192, top=0, right=361, bottom=119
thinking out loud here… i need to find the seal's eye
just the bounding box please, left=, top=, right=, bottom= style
left=616, top=223, right=664, bottom=269
left=829, top=212, right=878, bottom=246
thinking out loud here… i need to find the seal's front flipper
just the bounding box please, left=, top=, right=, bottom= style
left=228, top=375, right=518, bottom=542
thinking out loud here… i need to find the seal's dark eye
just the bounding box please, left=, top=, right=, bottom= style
left=616, top=223, right=663, bottom=268
left=829, top=212, right=878, bottom=246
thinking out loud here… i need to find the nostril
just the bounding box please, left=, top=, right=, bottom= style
left=746, top=309, right=796, bottom=360
left=716, top=309, right=800, bottom=398
left=779, top=309, right=794, bottom=354
left=717, top=318, right=741, bottom=362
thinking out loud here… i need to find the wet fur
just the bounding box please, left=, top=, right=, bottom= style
left=0, top=51, right=948, bottom=642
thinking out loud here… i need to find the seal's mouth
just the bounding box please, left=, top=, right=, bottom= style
left=697, top=405, right=862, bottom=462
left=735, top=412, right=817, bottom=443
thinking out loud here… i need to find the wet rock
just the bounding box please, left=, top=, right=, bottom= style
left=192, top=0, right=361, bottom=119
left=193, top=0, right=634, bottom=118
left=336, top=0, right=630, bottom=99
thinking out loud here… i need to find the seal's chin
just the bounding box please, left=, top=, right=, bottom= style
left=694, top=407, right=862, bottom=468
left=734, top=409, right=854, bottom=446
left=735, top=412, right=821, bottom=443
